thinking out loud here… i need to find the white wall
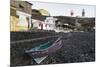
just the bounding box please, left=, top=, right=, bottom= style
left=44, top=17, right=57, bottom=30
left=32, top=17, right=57, bottom=30
left=32, top=19, right=44, bottom=29
left=16, top=11, right=31, bottom=28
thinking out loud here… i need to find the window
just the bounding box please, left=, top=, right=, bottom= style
left=39, top=23, right=41, bottom=27
left=45, top=24, right=47, bottom=27
left=31, top=23, right=33, bottom=28
left=46, top=20, right=48, bottom=22
left=16, top=15, right=19, bottom=18
left=49, top=25, right=51, bottom=27
left=19, top=4, right=24, bottom=10
left=26, top=17, right=29, bottom=21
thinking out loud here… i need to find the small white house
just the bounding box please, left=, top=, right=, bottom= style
left=31, top=16, right=57, bottom=31
left=31, top=19, right=44, bottom=30
left=44, top=17, right=57, bottom=30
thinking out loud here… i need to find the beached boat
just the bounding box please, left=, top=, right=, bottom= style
left=25, top=36, right=62, bottom=58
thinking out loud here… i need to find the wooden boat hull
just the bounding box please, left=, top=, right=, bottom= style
left=25, top=37, right=62, bottom=58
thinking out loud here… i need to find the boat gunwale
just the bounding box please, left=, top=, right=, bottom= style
left=25, top=36, right=62, bottom=53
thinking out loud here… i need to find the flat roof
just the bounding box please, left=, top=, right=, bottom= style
left=25, top=1, right=33, bottom=5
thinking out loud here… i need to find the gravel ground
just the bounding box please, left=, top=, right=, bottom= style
left=10, top=31, right=95, bottom=66
left=40, top=32, right=95, bottom=64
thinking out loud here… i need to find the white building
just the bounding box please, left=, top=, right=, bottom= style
left=10, top=1, right=32, bottom=31
left=31, top=16, right=57, bottom=31
left=16, top=11, right=32, bottom=31
left=44, top=17, right=57, bottom=30
left=31, top=19, right=44, bottom=30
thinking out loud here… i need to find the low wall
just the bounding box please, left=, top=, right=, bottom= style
left=10, top=31, right=58, bottom=41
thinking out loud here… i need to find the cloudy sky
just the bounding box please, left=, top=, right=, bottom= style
left=29, top=1, right=95, bottom=17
